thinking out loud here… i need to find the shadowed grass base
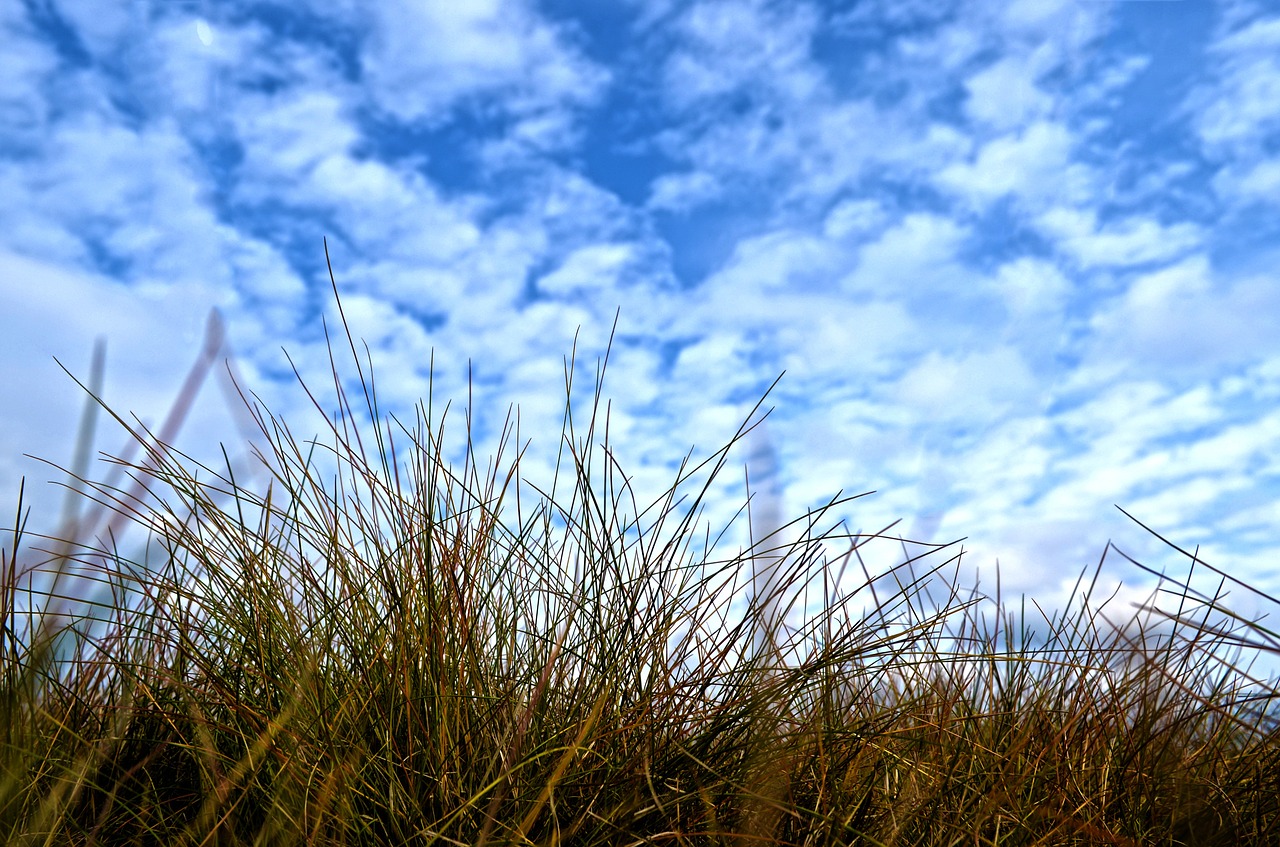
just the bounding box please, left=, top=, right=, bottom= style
left=2, top=254, right=1277, bottom=845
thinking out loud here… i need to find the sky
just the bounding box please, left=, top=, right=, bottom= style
left=2, top=0, right=1279, bottom=674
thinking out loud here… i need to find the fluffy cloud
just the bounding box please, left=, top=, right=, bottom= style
left=2, top=1, right=1278, bottom=672
left=361, top=0, right=609, bottom=130
left=1088, top=255, right=1280, bottom=374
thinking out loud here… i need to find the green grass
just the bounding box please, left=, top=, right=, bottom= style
left=2, top=248, right=1277, bottom=845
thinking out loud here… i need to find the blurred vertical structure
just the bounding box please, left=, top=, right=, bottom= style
left=20, top=310, right=262, bottom=655
left=746, top=417, right=786, bottom=666
left=51, top=338, right=106, bottom=564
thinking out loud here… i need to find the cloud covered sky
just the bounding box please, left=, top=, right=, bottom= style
left=2, top=0, right=1278, bottom=649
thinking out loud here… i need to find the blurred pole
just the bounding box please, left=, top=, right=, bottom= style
left=58, top=338, right=106, bottom=542
left=748, top=418, right=784, bottom=664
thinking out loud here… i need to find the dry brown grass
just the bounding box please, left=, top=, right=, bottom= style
left=2, top=242, right=1276, bottom=845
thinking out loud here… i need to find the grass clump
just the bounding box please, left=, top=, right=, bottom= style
left=2, top=250, right=1278, bottom=845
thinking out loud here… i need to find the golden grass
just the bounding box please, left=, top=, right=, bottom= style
left=1, top=243, right=1276, bottom=845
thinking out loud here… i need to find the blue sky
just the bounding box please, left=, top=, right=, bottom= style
left=2, top=0, right=1279, bottom=661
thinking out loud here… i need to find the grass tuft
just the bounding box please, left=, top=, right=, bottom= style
left=2, top=244, right=1277, bottom=845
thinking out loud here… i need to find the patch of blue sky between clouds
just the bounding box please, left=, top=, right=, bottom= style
left=1, top=0, right=1278, bottom=672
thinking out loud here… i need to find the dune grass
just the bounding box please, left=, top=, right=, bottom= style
left=2, top=250, right=1278, bottom=845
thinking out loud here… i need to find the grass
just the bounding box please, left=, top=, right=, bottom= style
left=2, top=246, right=1278, bottom=845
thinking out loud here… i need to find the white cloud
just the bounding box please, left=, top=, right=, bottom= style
left=897, top=0, right=1107, bottom=84
left=849, top=213, right=968, bottom=291
left=822, top=199, right=887, bottom=241
left=708, top=229, right=842, bottom=297
left=0, top=114, right=229, bottom=280
left=996, top=374, right=1280, bottom=582
left=775, top=299, right=916, bottom=381
left=1035, top=208, right=1203, bottom=268
left=1021, top=383, right=1274, bottom=605
left=0, top=11, right=57, bottom=145
left=937, top=121, right=1087, bottom=208
left=993, top=0, right=1109, bottom=75
left=538, top=243, right=636, bottom=296
left=1001, top=0, right=1072, bottom=33
left=318, top=159, right=481, bottom=251
left=220, top=235, right=310, bottom=340
left=963, top=56, right=1053, bottom=131
left=233, top=89, right=361, bottom=198
left=1211, top=155, right=1280, bottom=206
left=228, top=82, right=496, bottom=270
left=915, top=371, right=1248, bottom=599
left=652, top=1, right=922, bottom=209
left=1088, top=256, right=1280, bottom=374
left=893, top=347, right=1041, bottom=425
left=647, top=170, right=722, bottom=212
left=361, top=0, right=608, bottom=128
left=149, top=17, right=281, bottom=119
left=1191, top=13, right=1280, bottom=157
left=1160, top=416, right=1277, bottom=487
left=659, top=86, right=969, bottom=220
left=662, top=0, right=822, bottom=109
left=993, top=257, right=1072, bottom=321
left=4, top=0, right=1280, bottom=661
left=671, top=333, right=756, bottom=400
left=896, top=20, right=985, bottom=74
left=44, top=0, right=138, bottom=57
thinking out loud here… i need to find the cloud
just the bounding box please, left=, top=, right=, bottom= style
left=232, top=89, right=362, bottom=201
left=36, top=0, right=137, bottom=58
left=2, top=0, right=1279, bottom=671
left=1211, top=155, right=1280, bottom=207
left=936, top=121, right=1086, bottom=209
left=992, top=256, right=1072, bottom=321
left=962, top=55, right=1054, bottom=131
left=0, top=114, right=229, bottom=280
left=360, top=0, right=609, bottom=130
left=537, top=243, right=637, bottom=296
left=1190, top=13, right=1280, bottom=158
left=651, top=0, right=915, bottom=210
left=893, top=346, right=1041, bottom=425
left=0, top=9, right=58, bottom=148
left=647, top=170, right=722, bottom=212
left=706, top=229, right=843, bottom=298
left=1035, top=208, right=1203, bottom=269
left=1087, top=255, right=1280, bottom=374
left=848, top=213, right=969, bottom=291
left=661, top=0, right=823, bottom=110
left=822, top=199, right=888, bottom=241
